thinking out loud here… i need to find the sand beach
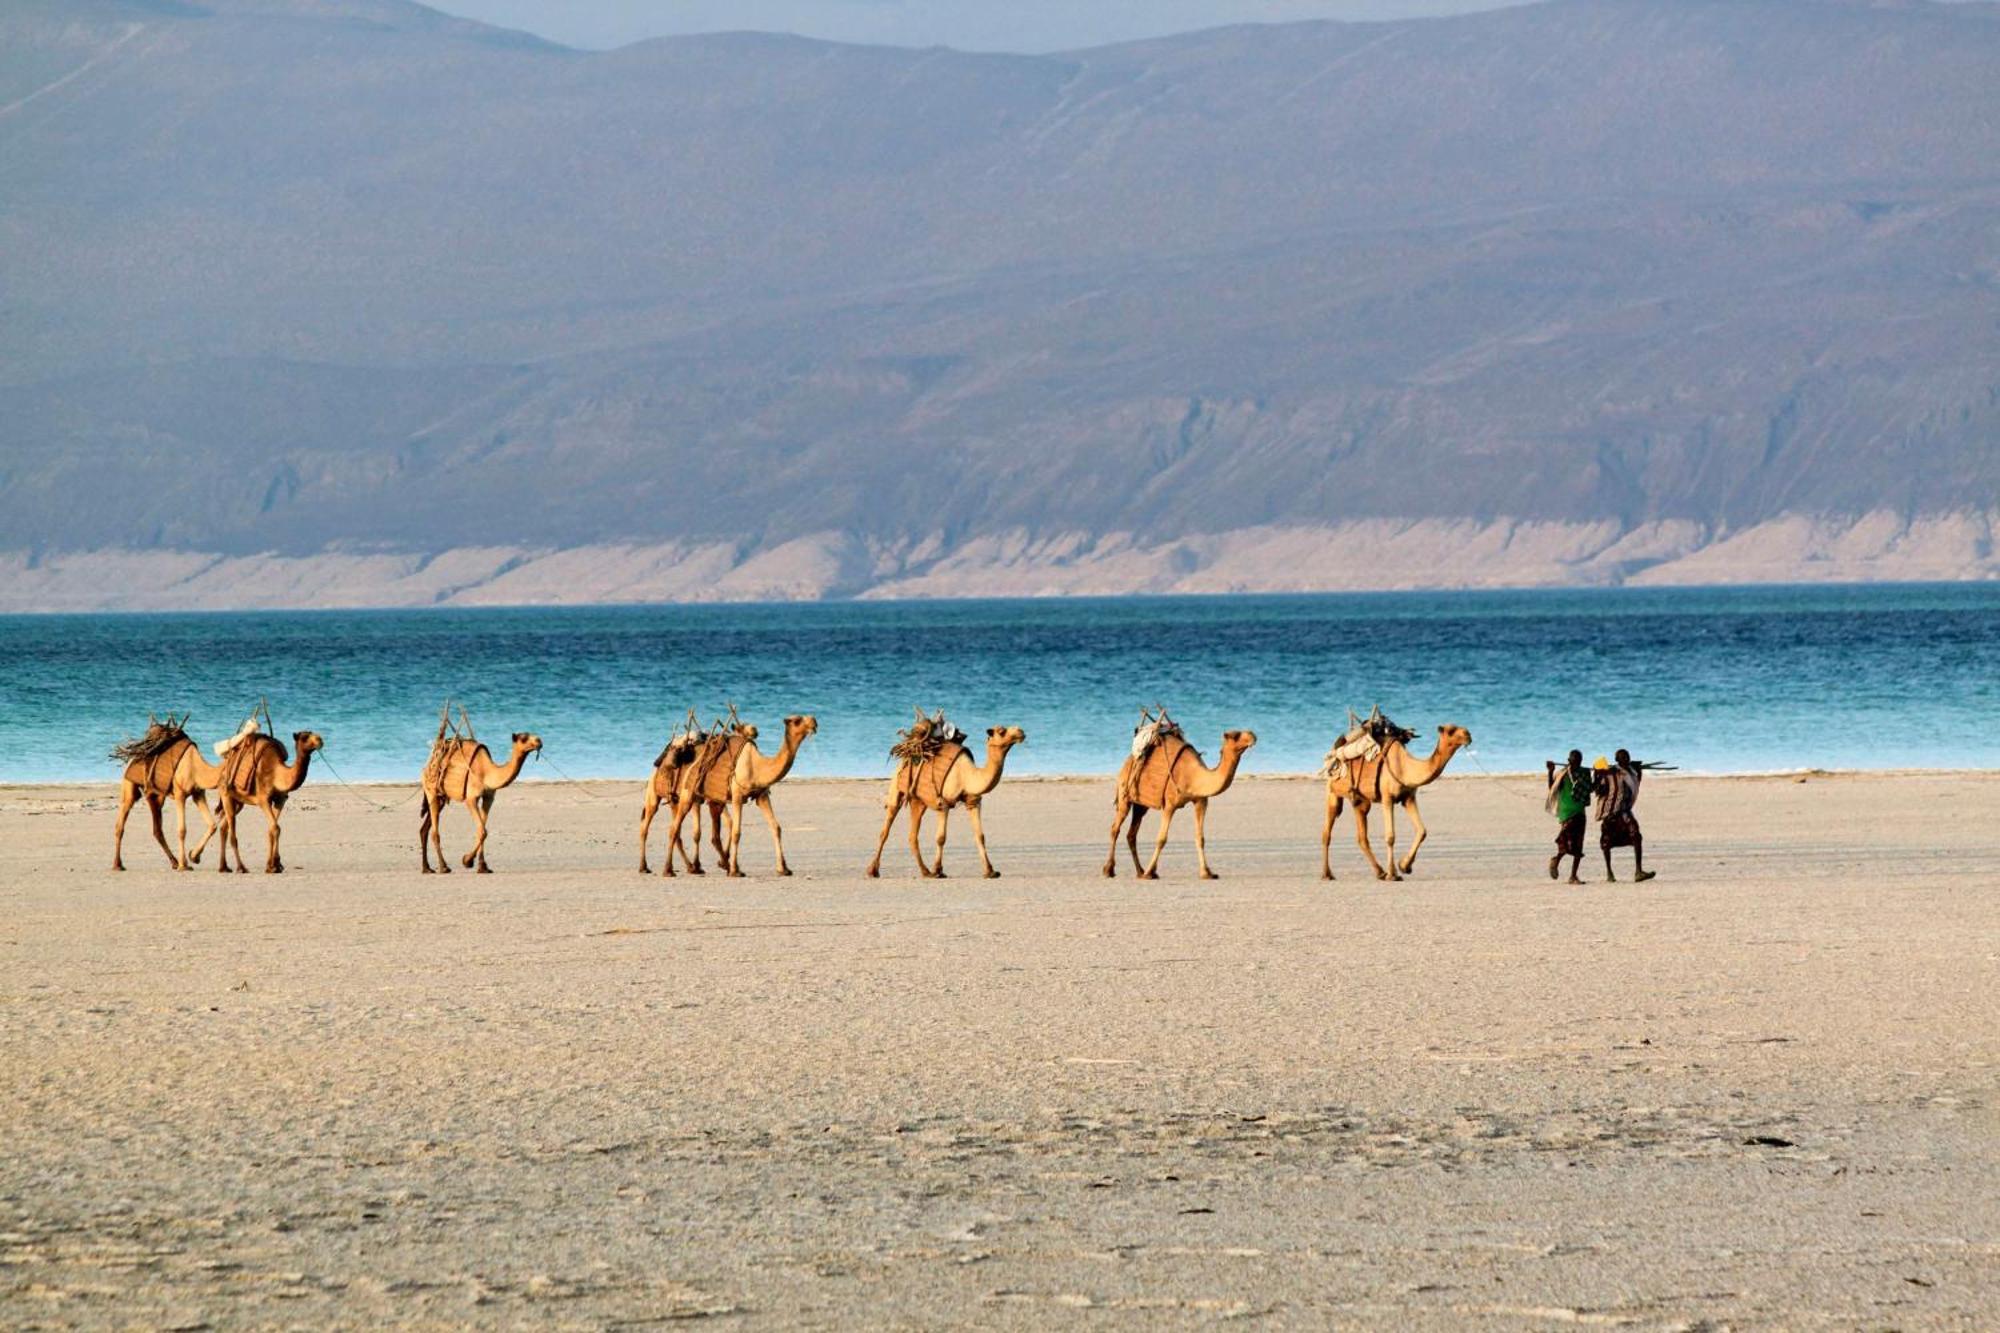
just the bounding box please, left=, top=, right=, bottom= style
left=4, top=772, right=1997, bottom=1327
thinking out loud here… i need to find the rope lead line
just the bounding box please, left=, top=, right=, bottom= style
left=538, top=754, right=623, bottom=798
left=315, top=753, right=426, bottom=813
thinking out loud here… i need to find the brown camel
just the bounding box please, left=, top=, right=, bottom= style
left=867, top=725, right=1026, bottom=880
left=638, top=723, right=706, bottom=875
left=419, top=731, right=542, bottom=874
left=110, top=716, right=218, bottom=871
left=216, top=730, right=323, bottom=874
left=1320, top=724, right=1472, bottom=882
left=663, top=721, right=759, bottom=876
left=168, top=743, right=229, bottom=871
left=724, top=714, right=818, bottom=877
left=1104, top=728, right=1257, bottom=880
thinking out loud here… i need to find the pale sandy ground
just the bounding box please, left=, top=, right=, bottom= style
left=4, top=772, right=1997, bottom=1330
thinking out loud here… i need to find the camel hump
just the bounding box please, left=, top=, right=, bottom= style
left=224, top=734, right=282, bottom=793
left=1131, top=735, right=1195, bottom=808
left=908, top=741, right=966, bottom=804
left=694, top=734, right=745, bottom=800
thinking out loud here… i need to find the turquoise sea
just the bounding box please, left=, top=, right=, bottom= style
left=3, top=584, right=1995, bottom=784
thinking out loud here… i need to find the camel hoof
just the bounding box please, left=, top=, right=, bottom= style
left=235, top=866, right=249, bottom=875
left=437, top=865, right=451, bottom=875
left=112, top=864, right=124, bottom=873
left=460, top=854, right=475, bottom=869
left=477, top=865, right=492, bottom=875
left=865, top=867, right=880, bottom=879
left=932, top=869, right=947, bottom=880
left=1102, top=867, right=1115, bottom=878
left=690, top=865, right=705, bottom=877
left=1201, top=871, right=1219, bottom=881
left=189, top=852, right=202, bottom=866
left=778, top=867, right=793, bottom=877
left=421, top=865, right=433, bottom=875
left=1374, top=869, right=1388, bottom=881
left=984, top=869, right=1000, bottom=880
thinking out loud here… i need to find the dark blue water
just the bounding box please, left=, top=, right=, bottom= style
left=4, top=585, right=1995, bottom=783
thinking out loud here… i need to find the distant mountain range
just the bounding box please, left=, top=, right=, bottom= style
left=3, top=0, right=1996, bottom=609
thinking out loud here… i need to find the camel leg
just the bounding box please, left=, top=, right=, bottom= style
left=468, top=792, right=494, bottom=873
left=709, top=802, right=730, bottom=873
left=146, top=794, right=175, bottom=868
left=666, top=797, right=696, bottom=874
left=215, top=796, right=232, bottom=873
left=1103, top=798, right=1130, bottom=877
left=967, top=800, right=999, bottom=879
left=419, top=794, right=435, bottom=873
left=432, top=796, right=453, bottom=874
left=725, top=794, right=747, bottom=878
left=929, top=804, right=950, bottom=879
left=1127, top=806, right=1148, bottom=875
left=757, top=793, right=790, bottom=877
left=1399, top=795, right=1428, bottom=876
left=1193, top=798, right=1217, bottom=880
left=866, top=790, right=904, bottom=878
left=1141, top=804, right=1176, bottom=880
left=1352, top=801, right=1389, bottom=881
left=227, top=796, right=250, bottom=874
left=173, top=793, right=208, bottom=871
left=907, top=800, right=931, bottom=877
left=1320, top=792, right=1343, bottom=881
left=638, top=785, right=660, bottom=875
left=194, top=796, right=220, bottom=865
left=179, top=793, right=216, bottom=870
left=112, top=779, right=140, bottom=870
left=1381, top=799, right=1402, bottom=882
left=261, top=798, right=283, bottom=874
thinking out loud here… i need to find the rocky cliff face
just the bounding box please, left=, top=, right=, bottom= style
left=3, top=0, right=1996, bottom=607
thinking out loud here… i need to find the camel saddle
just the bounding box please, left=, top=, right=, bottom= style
left=221, top=732, right=282, bottom=795
left=899, top=740, right=966, bottom=807
left=691, top=731, right=752, bottom=800
left=1126, top=733, right=1194, bottom=809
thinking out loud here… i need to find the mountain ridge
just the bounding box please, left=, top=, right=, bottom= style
left=2, top=0, right=1996, bottom=606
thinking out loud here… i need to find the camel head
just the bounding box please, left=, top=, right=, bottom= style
left=1221, top=729, right=1258, bottom=755
left=986, top=725, right=1026, bottom=752
left=511, top=731, right=544, bottom=757
left=292, top=731, right=325, bottom=756
left=1435, top=724, right=1472, bottom=753
left=734, top=722, right=759, bottom=741
left=784, top=714, right=819, bottom=742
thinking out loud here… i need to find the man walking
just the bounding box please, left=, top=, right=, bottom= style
left=1596, top=749, right=1656, bottom=883
left=1545, top=749, right=1594, bottom=884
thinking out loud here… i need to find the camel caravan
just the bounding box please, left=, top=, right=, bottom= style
left=110, top=700, right=1472, bottom=879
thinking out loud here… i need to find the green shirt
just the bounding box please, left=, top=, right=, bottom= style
left=1555, top=770, right=1593, bottom=822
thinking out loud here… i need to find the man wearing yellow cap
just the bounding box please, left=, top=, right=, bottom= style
left=1595, top=749, right=1655, bottom=883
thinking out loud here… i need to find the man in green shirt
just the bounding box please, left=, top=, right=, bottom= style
left=1545, top=749, right=1595, bottom=884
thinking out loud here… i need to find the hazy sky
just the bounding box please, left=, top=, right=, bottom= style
left=431, top=0, right=1526, bottom=52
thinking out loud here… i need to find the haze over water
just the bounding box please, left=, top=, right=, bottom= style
left=3, top=584, right=1994, bottom=785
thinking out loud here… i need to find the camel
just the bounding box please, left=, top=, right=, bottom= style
left=1104, top=728, right=1257, bottom=880
left=167, top=743, right=229, bottom=871
left=110, top=715, right=219, bottom=872
left=216, top=730, right=323, bottom=874
left=867, top=725, right=1026, bottom=880
left=638, top=723, right=706, bottom=875
left=1320, top=724, right=1472, bottom=882
left=419, top=731, right=543, bottom=874
left=663, top=721, right=759, bottom=876
left=724, top=714, right=818, bottom=878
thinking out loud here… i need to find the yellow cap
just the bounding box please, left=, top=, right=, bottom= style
left=1593, top=755, right=1610, bottom=770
